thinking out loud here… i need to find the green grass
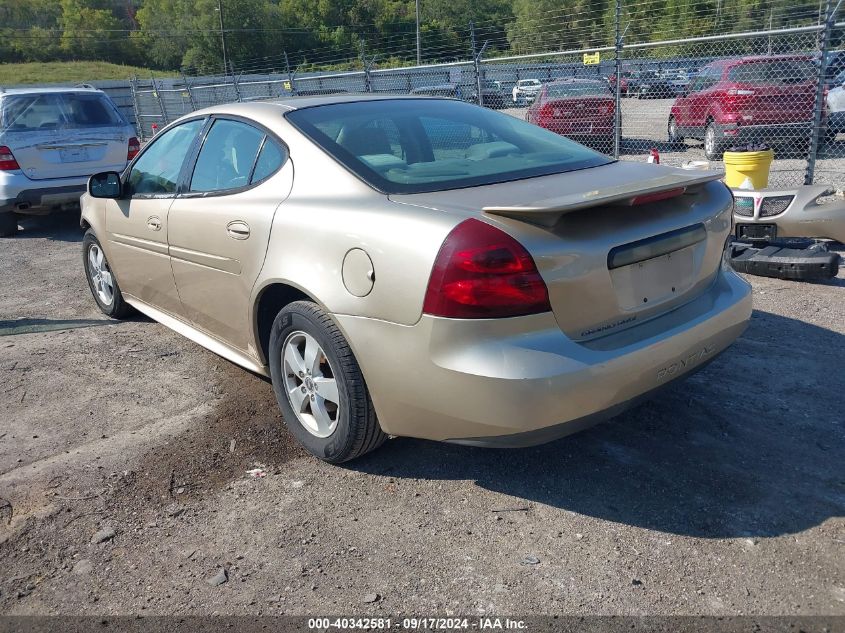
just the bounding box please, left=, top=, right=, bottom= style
left=0, top=61, right=175, bottom=85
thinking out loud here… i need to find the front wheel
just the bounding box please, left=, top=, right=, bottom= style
left=0, top=212, right=18, bottom=237
left=82, top=230, right=133, bottom=318
left=268, top=301, right=387, bottom=463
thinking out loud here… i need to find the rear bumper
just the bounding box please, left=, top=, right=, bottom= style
left=336, top=269, right=752, bottom=445
left=0, top=172, right=88, bottom=214
left=713, top=121, right=812, bottom=144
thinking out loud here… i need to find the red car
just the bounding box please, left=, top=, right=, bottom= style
left=607, top=72, right=630, bottom=96
left=526, top=79, right=615, bottom=152
left=668, top=55, right=817, bottom=159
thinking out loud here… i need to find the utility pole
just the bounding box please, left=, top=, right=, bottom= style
left=217, top=0, right=228, bottom=76
left=416, top=0, right=421, bottom=65
left=613, top=0, right=622, bottom=159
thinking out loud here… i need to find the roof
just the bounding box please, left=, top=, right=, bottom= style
left=196, top=93, right=452, bottom=114
left=708, top=54, right=814, bottom=68
left=0, top=85, right=104, bottom=96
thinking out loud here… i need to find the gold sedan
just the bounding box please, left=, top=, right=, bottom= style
left=81, top=95, right=752, bottom=462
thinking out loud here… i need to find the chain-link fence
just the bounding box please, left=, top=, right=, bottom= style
left=130, top=2, right=845, bottom=191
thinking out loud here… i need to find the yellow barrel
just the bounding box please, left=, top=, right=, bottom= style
left=722, top=148, right=774, bottom=189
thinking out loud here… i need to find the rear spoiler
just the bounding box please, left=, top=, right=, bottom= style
left=483, top=169, right=725, bottom=227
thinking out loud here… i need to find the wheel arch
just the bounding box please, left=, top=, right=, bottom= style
left=252, top=280, right=322, bottom=365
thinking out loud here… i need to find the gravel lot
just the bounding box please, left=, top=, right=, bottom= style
left=1, top=208, right=844, bottom=617
left=504, top=99, right=845, bottom=190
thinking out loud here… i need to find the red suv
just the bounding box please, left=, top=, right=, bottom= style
left=668, top=55, right=817, bottom=159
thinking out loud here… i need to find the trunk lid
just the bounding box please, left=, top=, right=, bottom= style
left=0, top=91, right=130, bottom=180
left=391, top=161, right=731, bottom=342
left=546, top=96, right=614, bottom=121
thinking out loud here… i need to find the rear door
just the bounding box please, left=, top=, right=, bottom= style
left=167, top=117, right=292, bottom=353
left=104, top=118, right=205, bottom=318
left=686, top=66, right=721, bottom=132
left=0, top=92, right=130, bottom=180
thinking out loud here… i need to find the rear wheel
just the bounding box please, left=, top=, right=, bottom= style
left=668, top=116, right=684, bottom=147
left=704, top=121, right=723, bottom=160
left=0, top=212, right=18, bottom=237
left=268, top=300, right=387, bottom=463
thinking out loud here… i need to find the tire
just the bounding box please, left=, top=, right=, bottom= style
left=82, top=230, right=133, bottom=319
left=704, top=121, right=723, bottom=160
left=668, top=116, right=684, bottom=147
left=0, top=212, right=18, bottom=237
left=268, top=300, right=387, bottom=463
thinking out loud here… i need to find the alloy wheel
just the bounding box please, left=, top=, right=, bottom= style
left=88, top=244, right=114, bottom=306
left=282, top=330, right=341, bottom=438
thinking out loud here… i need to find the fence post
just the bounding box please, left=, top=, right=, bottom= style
left=284, top=51, right=296, bottom=95
left=129, top=75, right=143, bottom=140
left=470, top=22, right=488, bottom=107
left=613, top=0, right=623, bottom=159
left=233, top=71, right=243, bottom=102
left=150, top=74, right=168, bottom=127
left=805, top=0, right=837, bottom=185
left=181, top=72, right=197, bottom=112
left=360, top=40, right=373, bottom=92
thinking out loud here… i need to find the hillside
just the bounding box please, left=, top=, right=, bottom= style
left=0, top=62, right=174, bottom=86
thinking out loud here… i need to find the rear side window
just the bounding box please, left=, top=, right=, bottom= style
left=729, top=60, right=815, bottom=85
left=190, top=119, right=264, bottom=192
left=0, top=92, right=123, bottom=131
left=251, top=140, right=286, bottom=184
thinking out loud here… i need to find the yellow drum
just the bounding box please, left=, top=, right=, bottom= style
left=722, top=148, right=774, bottom=189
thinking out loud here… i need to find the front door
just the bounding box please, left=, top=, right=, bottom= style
left=103, top=118, right=205, bottom=317
left=167, top=118, right=291, bottom=355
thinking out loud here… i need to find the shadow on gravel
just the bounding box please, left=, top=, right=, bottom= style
left=13, top=211, right=84, bottom=242
left=0, top=317, right=119, bottom=336
left=352, top=310, right=845, bottom=539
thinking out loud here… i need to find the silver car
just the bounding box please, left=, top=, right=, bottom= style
left=0, top=86, right=137, bottom=236
left=80, top=95, right=752, bottom=463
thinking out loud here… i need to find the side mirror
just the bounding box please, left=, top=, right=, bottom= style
left=88, top=171, right=122, bottom=199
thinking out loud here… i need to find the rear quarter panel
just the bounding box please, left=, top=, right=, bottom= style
left=252, top=130, right=459, bottom=328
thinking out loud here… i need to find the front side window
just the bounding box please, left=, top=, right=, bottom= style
left=127, top=119, right=204, bottom=196
left=286, top=99, right=610, bottom=194
left=190, top=119, right=265, bottom=192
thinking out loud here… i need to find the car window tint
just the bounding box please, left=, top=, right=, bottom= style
left=546, top=83, right=610, bottom=97
left=128, top=119, right=203, bottom=196
left=62, top=94, right=124, bottom=127
left=420, top=116, right=496, bottom=160
left=0, top=94, right=65, bottom=131
left=729, top=60, right=815, bottom=85
left=287, top=98, right=610, bottom=194
left=190, top=119, right=264, bottom=192
left=250, top=139, right=285, bottom=184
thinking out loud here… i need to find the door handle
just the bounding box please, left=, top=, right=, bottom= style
left=227, top=221, right=250, bottom=240
left=146, top=216, right=162, bottom=231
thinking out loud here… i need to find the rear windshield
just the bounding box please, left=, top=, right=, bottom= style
left=0, top=92, right=125, bottom=132
left=728, top=60, right=815, bottom=85
left=285, top=99, right=611, bottom=194
left=546, top=83, right=610, bottom=97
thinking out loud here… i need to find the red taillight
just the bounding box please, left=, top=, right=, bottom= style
left=629, top=187, right=686, bottom=206
left=127, top=137, right=140, bottom=161
left=0, top=146, right=20, bottom=171
left=538, top=103, right=554, bottom=123
left=423, top=219, right=552, bottom=319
